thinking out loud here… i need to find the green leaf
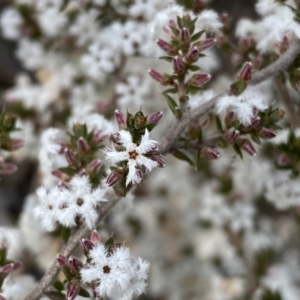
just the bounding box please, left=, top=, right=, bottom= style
left=232, top=143, right=243, bottom=159
left=78, top=287, right=90, bottom=297
left=169, top=26, right=180, bottom=36
left=58, top=167, right=78, bottom=176
left=191, top=30, right=204, bottom=42
left=215, top=116, right=223, bottom=133
left=261, top=288, right=282, bottom=300
left=163, top=93, right=180, bottom=117
left=163, top=88, right=177, bottom=94
left=44, top=291, right=66, bottom=300
left=61, top=226, right=71, bottom=243
left=105, top=237, right=114, bottom=248
left=251, top=132, right=261, bottom=145
left=53, top=281, right=64, bottom=292
left=62, top=266, right=73, bottom=281
left=172, top=149, right=195, bottom=166
left=0, top=247, right=7, bottom=265
left=176, top=16, right=182, bottom=28
left=186, top=65, right=201, bottom=71
left=159, top=56, right=173, bottom=62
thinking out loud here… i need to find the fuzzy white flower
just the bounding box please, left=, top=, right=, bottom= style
left=80, top=243, right=149, bottom=299
left=104, top=130, right=159, bottom=186
left=216, top=87, right=267, bottom=125
left=195, top=9, right=222, bottom=33
left=0, top=7, right=22, bottom=40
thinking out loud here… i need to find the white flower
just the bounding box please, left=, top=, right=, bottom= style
left=80, top=243, right=149, bottom=299
left=195, top=9, right=222, bottom=33
left=188, top=89, right=215, bottom=110
left=0, top=7, right=23, bottom=40
left=216, top=87, right=267, bottom=125
left=104, top=130, right=159, bottom=186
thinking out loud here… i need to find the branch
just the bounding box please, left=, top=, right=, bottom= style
left=159, top=39, right=300, bottom=155
left=25, top=190, right=121, bottom=300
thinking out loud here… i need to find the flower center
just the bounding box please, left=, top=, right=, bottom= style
left=77, top=198, right=84, bottom=206
left=103, top=265, right=111, bottom=274
left=128, top=150, right=138, bottom=160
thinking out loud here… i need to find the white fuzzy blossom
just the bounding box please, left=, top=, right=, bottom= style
left=35, top=175, right=107, bottom=231
left=216, top=87, right=267, bottom=125
left=0, top=7, right=22, bottom=40
left=80, top=243, right=149, bottom=299
left=104, top=130, right=159, bottom=186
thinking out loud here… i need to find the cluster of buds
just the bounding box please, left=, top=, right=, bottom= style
left=52, top=123, right=106, bottom=185
left=148, top=13, right=217, bottom=117
left=0, top=245, right=22, bottom=297
left=0, top=110, right=24, bottom=175
left=106, top=110, right=164, bottom=196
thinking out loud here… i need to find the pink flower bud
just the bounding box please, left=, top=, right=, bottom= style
left=1, top=263, right=15, bottom=276
left=277, top=154, right=290, bottom=166
left=0, top=295, right=7, bottom=300
left=114, top=110, right=126, bottom=129
left=180, top=27, right=190, bottom=43
left=148, top=69, right=164, bottom=83
left=81, top=238, right=95, bottom=252
left=226, top=129, right=240, bottom=144
left=106, top=171, right=120, bottom=186
left=1, top=163, right=17, bottom=174
left=64, top=148, right=76, bottom=165
left=195, top=38, right=216, bottom=52
left=147, top=111, right=163, bottom=124
left=201, top=147, right=220, bottom=160
left=187, top=73, right=211, bottom=86
left=150, top=156, right=165, bottom=168
left=90, top=229, right=102, bottom=245
left=250, top=116, right=260, bottom=128
left=238, top=62, right=252, bottom=82
left=77, top=137, right=89, bottom=153
left=258, top=128, right=277, bottom=139
left=57, top=254, right=68, bottom=267
left=69, top=256, right=82, bottom=274
left=78, top=168, right=87, bottom=176
left=67, top=283, right=80, bottom=300
left=220, top=12, right=229, bottom=26
left=88, top=159, right=102, bottom=173
left=186, top=47, right=199, bottom=64
left=52, top=169, right=70, bottom=181
left=93, top=130, right=108, bottom=145
left=9, top=139, right=24, bottom=150
left=58, top=181, right=68, bottom=190
left=239, top=139, right=256, bottom=156
left=156, top=38, right=175, bottom=55
left=172, top=56, right=185, bottom=74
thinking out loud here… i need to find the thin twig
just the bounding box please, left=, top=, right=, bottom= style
left=159, top=39, right=300, bottom=155
left=25, top=190, right=121, bottom=300
left=273, top=77, right=300, bottom=128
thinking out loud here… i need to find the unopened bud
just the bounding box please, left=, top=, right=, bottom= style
left=172, top=56, right=185, bottom=74
left=187, top=73, right=211, bottom=86
left=226, top=129, right=240, bottom=144
left=9, top=139, right=24, bottom=150
left=220, top=12, right=229, bottom=26
left=150, top=156, right=165, bottom=168
left=156, top=38, right=175, bottom=55
left=77, top=137, right=89, bottom=153
left=106, top=171, right=120, bottom=186
left=0, top=162, right=17, bottom=174
left=201, top=147, right=220, bottom=160
left=67, top=283, right=80, bottom=300
left=186, top=47, right=199, bottom=64
left=195, top=38, right=216, bottom=52
left=58, top=181, right=68, bottom=190
left=81, top=238, right=94, bottom=252
left=1, top=263, right=15, bottom=276
left=90, top=229, right=102, bottom=245
left=148, top=69, right=164, bottom=83
left=238, top=139, right=256, bottom=156
left=258, top=127, right=277, bottom=139
left=52, top=169, right=70, bottom=181
left=64, top=148, right=76, bottom=165
left=271, top=108, right=285, bottom=122
left=250, top=116, right=260, bottom=128
left=115, top=110, right=126, bottom=129
left=57, top=254, right=68, bottom=267
left=277, top=154, right=290, bottom=166
left=87, top=159, right=102, bottom=173
left=225, top=111, right=235, bottom=129
left=69, top=256, right=82, bottom=274
left=180, top=27, right=190, bottom=43
left=147, top=111, right=163, bottom=124
left=238, top=62, right=252, bottom=82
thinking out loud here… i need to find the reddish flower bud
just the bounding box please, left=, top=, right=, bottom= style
left=201, top=147, right=221, bottom=160
left=156, top=38, right=175, bottom=55
left=52, top=169, right=68, bottom=180
left=150, top=156, right=165, bottom=168
left=81, top=238, right=95, bottom=252
left=258, top=128, right=277, bottom=139
left=106, top=171, right=120, bottom=187
left=186, top=47, right=199, bottom=64
left=90, top=229, right=102, bottom=245
left=187, top=73, right=211, bottom=86
left=172, top=56, right=185, bottom=74
left=238, top=62, right=252, bottom=82
left=239, top=139, right=256, bottom=156
left=114, top=109, right=126, bottom=129
left=57, top=254, right=69, bottom=267
left=78, top=168, right=87, bottom=176
left=180, top=27, right=190, bottom=43
left=77, top=137, right=89, bottom=153
left=147, top=111, right=163, bottom=124
left=58, top=181, right=68, bottom=190
left=226, top=129, right=240, bottom=144
left=69, top=256, right=82, bottom=274
left=148, top=69, right=164, bottom=83
left=0, top=162, right=17, bottom=174
left=250, top=116, right=260, bottom=128
left=64, top=148, right=76, bottom=165
left=67, top=283, right=80, bottom=300
left=93, top=130, right=108, bottom=145
left=195, top=38, right=216, bottom=52
left=87, top=159, right=102, bottom=173
left=277, top=154, right=290, bottom=166
left=8, top=139, right=24, bottom=150
left=220, top=12, right=229, bottom=26
left=1, top=263, right=15, bottom=277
